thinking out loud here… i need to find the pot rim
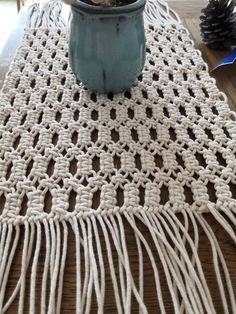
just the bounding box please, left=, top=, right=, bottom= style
left=71, top=0, right=146, bottom=15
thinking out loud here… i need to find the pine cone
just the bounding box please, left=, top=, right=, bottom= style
left=200, top=0, right=236, bottom=50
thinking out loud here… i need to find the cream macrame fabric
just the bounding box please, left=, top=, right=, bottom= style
left=0, top=0, right=236, bottom=313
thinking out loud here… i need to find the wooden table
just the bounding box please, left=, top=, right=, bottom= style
left=0, top=1, right=236, bottom=313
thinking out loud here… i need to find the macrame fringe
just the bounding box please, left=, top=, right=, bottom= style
left=144, top=0, right=181, bottom=25
left=0, top=209, right=235, bottom=313
left=26, top=0, right=66, bottom=28
left=26, top=0, right=181, bottom=28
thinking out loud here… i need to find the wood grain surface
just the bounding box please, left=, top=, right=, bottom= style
left=0, top=1, right=236, bottom=313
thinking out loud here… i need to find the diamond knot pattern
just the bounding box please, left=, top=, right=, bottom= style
left=0, top=25, right=236, bottom=221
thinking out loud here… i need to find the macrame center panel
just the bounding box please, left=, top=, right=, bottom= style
left=0, top=26, right=236, bottom=220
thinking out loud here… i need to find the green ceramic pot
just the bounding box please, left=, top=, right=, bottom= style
left=69, top=0, right=146, bottom=93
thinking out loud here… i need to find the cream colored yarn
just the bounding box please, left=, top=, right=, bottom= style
left=0, top=0, right=236, bottom=313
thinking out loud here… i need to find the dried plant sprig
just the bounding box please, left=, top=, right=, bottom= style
left=91, top=0, right=114, bottom=6
left=64, top=0, right=116, bottom=8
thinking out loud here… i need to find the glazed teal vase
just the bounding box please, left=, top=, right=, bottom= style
left=69, top=0, right=146, bottom=93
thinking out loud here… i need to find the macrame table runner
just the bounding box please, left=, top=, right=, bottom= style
left=0, top=0, right=236, bottom=313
